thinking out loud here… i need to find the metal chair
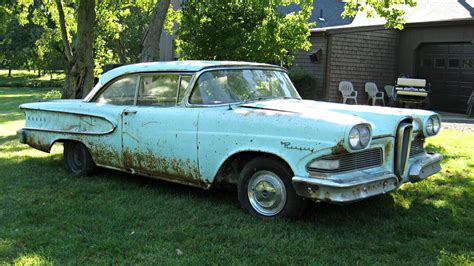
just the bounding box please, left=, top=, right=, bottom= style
left=365, top=82, right=385, bottom=106
left=338, top=81, right=357, bottom=104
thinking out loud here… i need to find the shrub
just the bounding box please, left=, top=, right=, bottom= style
left=288, top=67, right=317, bottom=100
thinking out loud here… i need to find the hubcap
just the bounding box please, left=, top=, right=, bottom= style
left=247, top=170, right=286, bottom=216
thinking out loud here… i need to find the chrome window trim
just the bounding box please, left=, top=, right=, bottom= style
left=85, top=71, right=196, bottom=104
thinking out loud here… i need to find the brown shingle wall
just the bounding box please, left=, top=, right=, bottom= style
left=292, top=37, right=328, bottom=100
left=326, top=30, right=400, bottom=103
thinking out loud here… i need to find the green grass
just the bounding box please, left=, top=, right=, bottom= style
left=0, top=86, right=473, bottom=264
left=0, top=70, right=64, bottom=88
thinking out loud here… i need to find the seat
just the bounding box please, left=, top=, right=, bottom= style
left=384, top=85, right=396, bottom=105
left=365, top=82, right=385, bottom=106
left=338, top=81, right=357, bottom=104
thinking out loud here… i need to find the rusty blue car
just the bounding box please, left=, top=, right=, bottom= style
left=18, top=61, right=442, bottom=218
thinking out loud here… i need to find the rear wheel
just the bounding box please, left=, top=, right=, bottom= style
left=238, top=156, right=307, bottom=219
left=63, top=141, right=95, bottom=176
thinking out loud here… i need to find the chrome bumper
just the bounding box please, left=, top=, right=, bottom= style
left=292, top=152, right=442, bottom=203
left=408, top=152, right=442, bottom=182
left=292, top=171, right=399, bottom=203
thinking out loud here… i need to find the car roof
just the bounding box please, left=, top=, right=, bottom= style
left=99, top=60, right=284, bottom=85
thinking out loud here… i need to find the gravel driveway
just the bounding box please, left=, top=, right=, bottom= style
left=442, top=122, right=474, bottom=132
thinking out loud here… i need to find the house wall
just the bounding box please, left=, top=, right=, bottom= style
left=292, top=36, right=328, bottom=100
left=399, top=23, right=474, bottom=75
left=325, top=29, right=400, bottom=103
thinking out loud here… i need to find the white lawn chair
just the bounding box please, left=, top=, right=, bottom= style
left=365, top=82, right=385, bottom=106
left=384, top=85, right=396, bottom=105
left=338, top=81, right=357, bottom=104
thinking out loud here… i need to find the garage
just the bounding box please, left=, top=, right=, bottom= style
left=416, top=43, right=474, bottom=113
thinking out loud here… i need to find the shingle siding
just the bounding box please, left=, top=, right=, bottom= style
left=325, top=30, right=400, bottom=103
left=292, top=37, right=328, bottom=100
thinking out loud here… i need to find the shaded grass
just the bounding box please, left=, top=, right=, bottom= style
left=0, top=87, right=473, bottom=264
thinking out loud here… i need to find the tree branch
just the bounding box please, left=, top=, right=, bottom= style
left=55, top=0, right=73, bottom=62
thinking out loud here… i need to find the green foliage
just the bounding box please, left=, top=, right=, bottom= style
left=42, top=89, right=63, bottom=99
left=288, top=67, right=317, bottom=99
left=174, top=0, right=314, bottom=65
left=342, top=0, right=417, bottom=30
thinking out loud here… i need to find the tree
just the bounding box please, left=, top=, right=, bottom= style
left=342, top=0, right=417, bottom=30
left=55, top=0, right=95, bottom=98
left=140, top=0, right=172, bottom=62
left=174, top=0, right=314, bottom=65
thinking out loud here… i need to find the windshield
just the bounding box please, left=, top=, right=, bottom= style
left=189, top=69, right=301, bottom=105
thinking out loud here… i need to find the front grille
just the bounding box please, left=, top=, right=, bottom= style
left=410, top=139, right=425, bottom=157
left=308, top=148, right=383, bottom=174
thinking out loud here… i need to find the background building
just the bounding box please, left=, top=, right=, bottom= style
left=292, top=0, right=474, bottom=113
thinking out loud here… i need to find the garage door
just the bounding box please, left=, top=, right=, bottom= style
left=417, top=43, right=474, bottom=113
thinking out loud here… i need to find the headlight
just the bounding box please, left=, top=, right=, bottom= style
left=426, top=115, right=441, bottom=136
left=348, top=124, right=371, bottom=150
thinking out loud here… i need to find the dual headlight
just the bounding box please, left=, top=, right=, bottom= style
left=426, top=115, right=441, bottom=136
left=348, top=124, right=372, bottom=150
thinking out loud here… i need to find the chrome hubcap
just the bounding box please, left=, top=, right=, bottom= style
left=247, top=170, right=286, bottom=216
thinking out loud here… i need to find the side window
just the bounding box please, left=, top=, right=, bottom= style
left=178, top=75, right=191, bottom=103
left=137, top=74, right=180, bottom=107
left=95, top=76, right=137, bottom=105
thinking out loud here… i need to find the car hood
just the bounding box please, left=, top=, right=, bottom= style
left=240, top=99, right=437, bottom=137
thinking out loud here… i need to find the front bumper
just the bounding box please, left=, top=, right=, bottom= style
left=292, top=152, right=442, bottom=203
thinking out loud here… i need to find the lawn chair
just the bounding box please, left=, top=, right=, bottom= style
left=384, top=85, right=395, bottom=106
left=338, top=81, right=357, bottom=104
left=365, top=82, right=385, bottom=106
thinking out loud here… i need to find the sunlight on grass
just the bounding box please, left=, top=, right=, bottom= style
left=13, top=253, right=52, bottom=266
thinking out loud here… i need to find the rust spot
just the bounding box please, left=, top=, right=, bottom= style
left=26, top=135, right=51, bottom=152
left=331, top=140, right=347, bottom=154
left=122, top=148, right=209, bottom=189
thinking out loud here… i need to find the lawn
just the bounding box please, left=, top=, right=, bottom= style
left=0, top=87, right=473, bottom=265
left=0, top=70, right=64, bottom=88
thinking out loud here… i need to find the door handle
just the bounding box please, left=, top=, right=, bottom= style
left=123, top=110, right=137, bottom=115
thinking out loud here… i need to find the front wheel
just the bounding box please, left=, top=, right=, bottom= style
left=238, top=157, right=307, bottom=219
left=63, top=141, right=95, bottom=176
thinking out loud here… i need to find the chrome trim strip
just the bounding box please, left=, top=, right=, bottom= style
left=22, top=126, right=116, bottom=135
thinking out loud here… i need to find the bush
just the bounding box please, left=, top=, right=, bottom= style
left=288, top=67, right=317, bottom=100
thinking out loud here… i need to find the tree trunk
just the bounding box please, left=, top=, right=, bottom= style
left=8, top=68, right=11, bottom=77
left=56, top=0, right=96, bottom=99
left=139, top=0, right=171, bottom=62
left=37, top=69, right=41, bottom=77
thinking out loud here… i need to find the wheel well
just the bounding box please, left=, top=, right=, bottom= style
left=212, top=151, right=293, bottom=187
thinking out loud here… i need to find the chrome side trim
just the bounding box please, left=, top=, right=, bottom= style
left=22, top=126, right=116, bottom=135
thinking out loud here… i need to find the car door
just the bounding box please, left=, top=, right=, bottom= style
left=87, top=74, right=139, bottom=169
left=121, top=73, right=205, bottom=187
